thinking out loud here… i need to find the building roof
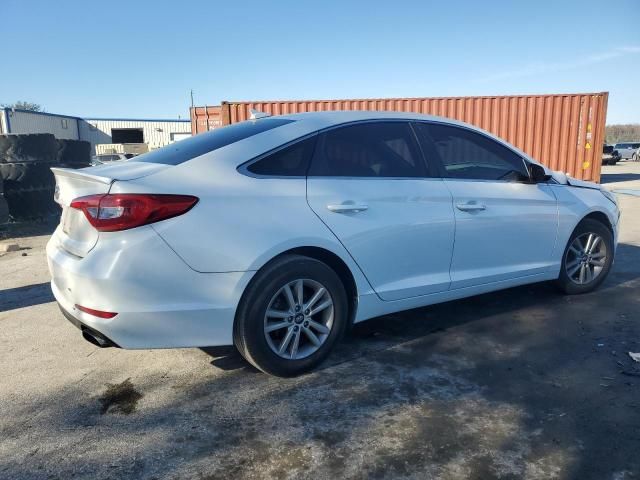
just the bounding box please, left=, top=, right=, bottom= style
left=3, top=108, right=189, bottom=123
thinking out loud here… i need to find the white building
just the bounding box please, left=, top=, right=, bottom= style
left=80, top=118, right=192, bottom=150
left=1, top=108, right=191, bottom=153
left=0, top=109, right=80, bottom=140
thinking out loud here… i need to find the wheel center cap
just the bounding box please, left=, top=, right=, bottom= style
left=294, top=313, right=304, bottom=324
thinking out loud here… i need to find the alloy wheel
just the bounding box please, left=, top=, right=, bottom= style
left=565, top=232, right=608, bottom=285
left=263, top=279, right=334, bottom=360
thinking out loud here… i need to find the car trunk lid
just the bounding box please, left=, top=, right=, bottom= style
left=51, top=162, right=170, bottom=257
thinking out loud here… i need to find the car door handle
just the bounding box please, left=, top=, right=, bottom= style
left=327, top=203, right=369, bottom=213
left=456, top=202, right=486, bottom=212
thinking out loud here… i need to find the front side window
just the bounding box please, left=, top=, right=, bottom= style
left=247, top=136, right=317, bottom=176
left=413, top=122, right=529, bottom=182
left=308, top=122, right=427, bottom=178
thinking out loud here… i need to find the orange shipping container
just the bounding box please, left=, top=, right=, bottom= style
left=191, top=92, right=608, bottom=182
left=189, top=105, right=223, bottom=136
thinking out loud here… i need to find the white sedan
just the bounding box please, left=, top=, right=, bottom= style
left=47, top=111, right=620, bottom=376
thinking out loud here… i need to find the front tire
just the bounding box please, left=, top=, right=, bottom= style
left=234, top=254, right=348, bottom=377
left=556, top=219, right=614, bottom=295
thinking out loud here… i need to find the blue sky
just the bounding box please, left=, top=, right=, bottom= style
left=2, top=0, right=639, bottom=123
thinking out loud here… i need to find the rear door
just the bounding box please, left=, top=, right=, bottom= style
left=306, top=121, right=455, bottom=301
left=412, top=122, right=558, bottom=289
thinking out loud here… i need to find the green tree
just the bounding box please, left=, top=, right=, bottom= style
left=0, top=101, right=44, bottom=112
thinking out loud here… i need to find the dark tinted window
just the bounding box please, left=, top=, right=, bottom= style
left=247, top=136, right=317, bottom=176
left=413, top=123, right=529, bottom=182
left=308, top=122, right=426, bottom=177
left=134, top=118, right=294, bottom=165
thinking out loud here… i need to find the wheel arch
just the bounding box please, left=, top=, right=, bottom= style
left=238, top=246, right=360, bottom=328
left=278, top=246, right=359, bottom=327
left=581, top=210, right=614, bottom=237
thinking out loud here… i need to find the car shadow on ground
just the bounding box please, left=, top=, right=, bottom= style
left=202, top=243, right=640, bottom=373
left=2, top=247, right=639, bottom=479
left=601, top=172, right=640, bottom=184
left=0, top=282, right=54, bottom=313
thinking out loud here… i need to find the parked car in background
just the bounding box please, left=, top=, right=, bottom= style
left=48, top=111, right=620, bottom=377
left=602, top=144, right=621, bottom=165
left=90, top=153, right=136, bottom=166
left=614, top=142, right=640, bottom=161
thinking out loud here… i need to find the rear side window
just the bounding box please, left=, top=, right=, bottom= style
left=247, top=136, right=317, bottom=176
left=413, top=122, right=529, bottom=182
left=134, top=118, right=294, bottom=165
left=308, top=122, right=427, bottom=177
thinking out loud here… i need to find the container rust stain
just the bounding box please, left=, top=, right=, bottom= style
left=192, top=92, right=608, bottom=182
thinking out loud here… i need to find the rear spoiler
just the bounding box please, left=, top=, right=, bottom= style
left=50, top=167, right=113, bottom=185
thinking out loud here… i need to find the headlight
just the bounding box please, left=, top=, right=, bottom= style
left=601, top=189, right=618, bottom=205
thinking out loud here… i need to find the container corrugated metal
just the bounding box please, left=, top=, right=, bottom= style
left=189, top=106, right=222, bottom=135
left=197, top=93, right=608, bottom=182
left=1, top=108, right=80, bottom=140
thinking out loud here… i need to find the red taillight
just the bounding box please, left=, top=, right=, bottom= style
left=75, top=304, right=118, bottom=319
left=70, top=194, right=198, bottom=232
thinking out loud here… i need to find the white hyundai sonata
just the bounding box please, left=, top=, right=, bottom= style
left=47, top=111, right=620, bottom=376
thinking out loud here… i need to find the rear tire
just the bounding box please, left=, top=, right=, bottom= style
left=556, top=218, right=614, bottom=295
left=234, top=254, right=348, bottom=377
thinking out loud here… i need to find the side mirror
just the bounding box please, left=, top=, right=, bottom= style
left=529, top=163, right=552, bottom=183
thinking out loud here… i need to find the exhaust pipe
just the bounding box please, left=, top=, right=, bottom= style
left=57, top=304, right=120, bottom=348
left=81, top=327, right=117, bottom=348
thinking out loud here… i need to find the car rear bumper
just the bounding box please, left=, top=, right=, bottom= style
left=47, top=225, right=254, bottom=349
left=57, top=303, right=121, bottom=348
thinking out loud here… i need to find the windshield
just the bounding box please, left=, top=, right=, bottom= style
left=134, top=118, right=295, bottom=165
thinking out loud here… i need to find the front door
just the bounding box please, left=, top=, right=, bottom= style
left=413, top=122, right=558, bottom=289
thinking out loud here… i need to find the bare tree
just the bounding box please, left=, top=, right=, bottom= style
left=606, top=124, right=640, bottom=144
left=0, top=101, right=44, bottom=112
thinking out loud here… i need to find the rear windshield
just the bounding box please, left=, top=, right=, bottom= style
left=134, top=118, right=294, bottom=165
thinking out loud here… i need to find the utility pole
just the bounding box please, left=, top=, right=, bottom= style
left=190, top=89, right=194, bottom=109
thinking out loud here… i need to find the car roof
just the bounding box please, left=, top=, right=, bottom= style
left=276, top=110, right=471, bottom=129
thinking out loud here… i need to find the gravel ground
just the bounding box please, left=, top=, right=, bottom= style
left=1, top=163, right=639, bottom=480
